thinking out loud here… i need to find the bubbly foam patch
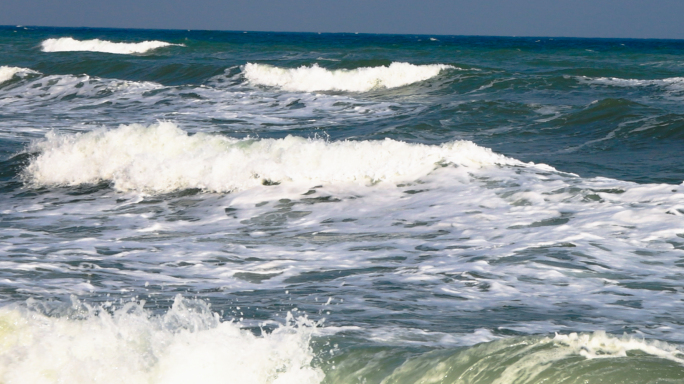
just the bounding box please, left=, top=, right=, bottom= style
left=41, top=37, right=182, bottom=54
left=243, top=62, right=454, bottom=92
left=0, top=296, right=322, bottom=384
left=552, top=331, right=684, bottom=364
left=25, top=122, right=519, bottom=193
left=0, top=66, right=37, bottom=84
left=579, top=76, right=684, bottom=91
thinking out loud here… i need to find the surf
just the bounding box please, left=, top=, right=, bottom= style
left=0, top=296, right=322, bottom=384
left=243, top=62, right=455, bottom=92
left=1, top=296, right=683, bottom=384
left=24, top=121, right=519, bottom=193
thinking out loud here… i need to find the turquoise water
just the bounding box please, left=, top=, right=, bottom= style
left=1, top=26, right=684, bottom=383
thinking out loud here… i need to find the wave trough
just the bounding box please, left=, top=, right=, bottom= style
left=243, top=62, right=454, bottom=92
left=25, top=122, right=518, bottom=193
left=41, top=37, right=181, bottom=54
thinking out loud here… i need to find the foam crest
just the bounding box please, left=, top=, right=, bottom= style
left=41, top=37, right=181, bottom=54
left=25, top=122, right=519, bottom=193
left=553, top=331, right=684, bottom=364
left=359, top=332, right=684, bottom=384
left=488, top=332, right=684, bottom=383
left=0, top=66, right=38, bottom=84
left=0, top=296, right=322, bottom=384
left=243, top=62, right=454, bottom=92
left=580, top=76, right=684, bottom=91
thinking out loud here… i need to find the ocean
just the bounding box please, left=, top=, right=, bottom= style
left=1, top=26, right=684, bottom=383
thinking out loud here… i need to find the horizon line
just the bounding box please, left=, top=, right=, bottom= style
left=3, top=24, right=684, bottom=42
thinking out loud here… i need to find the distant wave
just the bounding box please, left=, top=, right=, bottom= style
left=41, top=37, right=182, bottom=54
left=243, top=62, right=455, bottom=92
left=0, top=66, right=38, bottom=84
left=25, top=122, right=518, bottom=193
left=579, top=76, right=684, bottom=90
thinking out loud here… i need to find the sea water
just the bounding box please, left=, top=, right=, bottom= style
left=1, top=26, right=684, bottom=383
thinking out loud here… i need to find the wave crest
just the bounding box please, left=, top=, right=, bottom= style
left=358, top=332, right=684, bottom=384
left=243, top=62, right=454, bottom=92
left=0, top=297, right=322, bottom=384
left=0, top=66, right=38, bottom=84
left=41, top=37, right=182, bottom=54
left=25, top=122, right=517, bottom=193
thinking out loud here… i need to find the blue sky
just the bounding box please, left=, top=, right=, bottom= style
left=2, top=0, right=683, bottom=39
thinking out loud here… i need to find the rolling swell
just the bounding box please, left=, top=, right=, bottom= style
left=326, top=333, right=684, bottom=384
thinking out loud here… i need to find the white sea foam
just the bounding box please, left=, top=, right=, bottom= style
left=0, top=66, right=38, bottom=84
left=579, top=76, right=684, bottom=92
left=4, top=297, right=680, bottom=384
left=243, top=62, right=454, bottom=92
left=41, top=37, right=182, bottom=54
left=25, top=122, right=519, bottom=193
left=0, top=70, right=408, bottom=138
left=488, top=332, right=684, bottom=383
left=8, top=121, right=684, bottom=345
left=552, top=331, right=684, bottom=364
left=0, top=296, right=322, bottom=384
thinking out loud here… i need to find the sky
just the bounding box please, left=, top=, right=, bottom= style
left=1, top=0, right=684, bottom=39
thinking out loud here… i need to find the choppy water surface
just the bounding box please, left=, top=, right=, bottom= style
left=1, top=26, right=684, bottom=383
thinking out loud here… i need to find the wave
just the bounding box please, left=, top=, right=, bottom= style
left=40, top=37, right=182, bottom=54
left=4, top=297, right=680, bottom=384
left=24, top=122, right=519, bottom=193
left=0, top=297, right=322, bottom=384
left=0, top=70, right=405, bottom=135
left=330, top=332, right=684, bottom=384
left=0, top=66, right=38, bottom=84
left=579, top=76, right=684, bottom=91
left=0, top=296, right=684, bottom=384
left=243, top=62, right=454, bottom=92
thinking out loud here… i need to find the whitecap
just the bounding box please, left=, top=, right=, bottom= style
left=0, top=66, right=38, bottom=84
left=41, top=37, right=183, bottom=54
left=24, top=121, right=519, bottom=193
left=579, top=75, right=684, bottom=92
left=243, top=62, right=455, bottom=92
left=0, top=296, right=322, bottom=384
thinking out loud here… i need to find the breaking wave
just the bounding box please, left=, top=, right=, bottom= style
left=331, top=332, right=684, bottom=384
left=0, top=66, right=38, bottom=84
left=24, top=122, right=519, bottom=193
left=243, top=62, right=454, bottom=92
left=0, top=297, right=322, bottom=384
left=41, top=37, right=182, bottom=54
left=3, top=299, right=680, bottom=384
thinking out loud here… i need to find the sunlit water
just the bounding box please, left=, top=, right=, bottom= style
left=1, top=26, right=684, bottom=383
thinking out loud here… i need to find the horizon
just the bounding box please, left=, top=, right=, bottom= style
left=3, top=24, right=684, bottom=42
left=2, top=0, right=684, bottom=40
